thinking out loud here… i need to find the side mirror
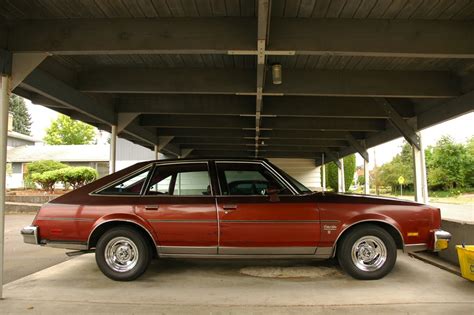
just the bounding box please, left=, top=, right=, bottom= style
left=267, top=187, right=280, bottom=202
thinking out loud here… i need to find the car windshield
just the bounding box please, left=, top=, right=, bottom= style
left=269, top=163, right=312, bottom=194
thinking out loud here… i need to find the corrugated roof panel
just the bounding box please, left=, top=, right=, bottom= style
left=0, top=0, right=257, bottom=19
left=267, top=55, right=473, bottom=72
left=269, top=0, right=474, bottom=19
left=52, top=54, right=256, bottom=70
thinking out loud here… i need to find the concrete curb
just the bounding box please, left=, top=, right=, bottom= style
left=409, top=252, right=461, bottom=277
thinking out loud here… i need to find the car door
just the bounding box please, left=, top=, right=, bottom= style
left=135, top=162, right=218, bottom=255
left=215, top=161, right=320, bottom=255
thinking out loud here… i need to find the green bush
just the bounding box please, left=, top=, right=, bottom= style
left=63, top=167, right=98, bottom=189
left=31, top=169, right=64, bottom=192
left=28, top=163, right=98, bottom=191
left=25, top=160, right=68, bottom=188
left=26, top=160, right=68, bottom=175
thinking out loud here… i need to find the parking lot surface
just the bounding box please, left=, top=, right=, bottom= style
left=3, top=214, right=69, bottom=284
left=2, top=251, right=473, bottom=314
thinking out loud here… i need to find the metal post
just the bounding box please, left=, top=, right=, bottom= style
left=338, top=158, right=345, bottom=193
left=419, top=133, right=429, bottom=203
left=0, top=75, right=11, bottom=299
left=413, top=132, right=428, bottom=203
left=154, top=145, right=159, bottom=160
left=109, top=125, right=117, bottom=174
left=321, top=153, right=326, bottom=192
left=364, top=157, right=370, bottom=194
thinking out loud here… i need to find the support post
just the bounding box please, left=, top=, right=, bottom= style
left=154, top=145, right=159, bottom=160
left=338, top=158, right=345, bottom=193
left=0, top=75, right=11, bottom=299
left=109, top=125, right=117, bottom=174
left=321, top=153, right=326, bottom=192
left=364, top=157, right=370, bottom=194
left=412, top=132, right=428, bottom=203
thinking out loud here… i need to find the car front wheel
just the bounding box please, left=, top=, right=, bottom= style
left=95, top=226, right=151, bottom=281
left=337, top=224, right=397, bottom=280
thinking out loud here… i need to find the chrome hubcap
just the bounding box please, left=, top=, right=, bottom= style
left=351, top=236, right=387, bottom=272
left=105, top=237, right=139, bottom=272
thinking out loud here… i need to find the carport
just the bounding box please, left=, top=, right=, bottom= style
left=0, top=0, right=473, bottom=299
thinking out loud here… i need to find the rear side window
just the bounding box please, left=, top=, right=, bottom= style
left=145, top=163, right=211, bottom=196
left=97, top=168, right=151, bottom=195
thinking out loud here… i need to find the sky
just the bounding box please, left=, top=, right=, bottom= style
left=26, top=100, right=473, bottom=170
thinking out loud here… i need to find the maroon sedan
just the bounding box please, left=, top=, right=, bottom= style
left=21, top=158, right=451, bottom=281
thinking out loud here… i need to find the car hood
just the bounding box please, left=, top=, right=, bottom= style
left=312, top=192, right=427, bottom=207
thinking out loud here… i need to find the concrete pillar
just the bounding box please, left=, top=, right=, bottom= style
left=109, top=125, right=117, bottom=174
left=154, top=145, right=159, bottom=160
left=321, top=153, right=326, bottom=192
left=338, top=158, right=345, bottom=193
left=413, top=132, right=428, bottom=203
left=364, top=157, right=370, bottom=194
left=0, top=75, right=11, bottom=299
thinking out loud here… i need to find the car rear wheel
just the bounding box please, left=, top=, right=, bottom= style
left=95, top=227, right=151, bottom=281
left=337, top=224, right=397, bottom=280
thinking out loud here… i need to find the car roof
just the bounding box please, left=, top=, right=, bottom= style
left=143, top=157, right=271, bottom=164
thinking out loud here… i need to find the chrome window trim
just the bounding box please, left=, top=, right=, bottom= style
left=89, top=164, right=153, bottom=196
left=261, top=160, right=301, bottom=195
left=214, top=160, right=298, bottom=196
left=331, top=219, right=405, bottom=258
left=90, top=160, right=213, bottom=198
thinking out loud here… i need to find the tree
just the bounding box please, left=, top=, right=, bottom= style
left=343, top=154, right=356, bottom=190
left=323, top=154, right=356, bottom=192
left=9, top=94, right=32, bottom=135
left=376, top=142, right=414, bottom=193
left=426, top=136, right=468, bottom=190
left=465, top=137, right=474, bottom=188
left=44, top=114, right=96, bottom=145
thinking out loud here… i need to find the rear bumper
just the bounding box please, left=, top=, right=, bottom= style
left=21, top=225, right=39, bottom=245
left=433, top=229, right=452, bottom=252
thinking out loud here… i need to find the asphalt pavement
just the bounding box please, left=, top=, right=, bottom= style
left=3, top=214, right=70, bottom=284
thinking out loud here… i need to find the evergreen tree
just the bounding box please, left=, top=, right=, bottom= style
left=9, top=94, right=32, bottom=135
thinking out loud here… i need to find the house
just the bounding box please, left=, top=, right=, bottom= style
left=6, top=138, right=165, bottom=189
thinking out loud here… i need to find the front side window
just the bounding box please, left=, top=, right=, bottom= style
left=146, top=163, right=211, bottom=196
left=97, top=168, right=151, bottom=195
left=216, top=162, right=291, bottom=196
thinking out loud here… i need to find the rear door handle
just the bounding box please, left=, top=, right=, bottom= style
left=223, top=204, right=237, bottom=210
left=144, top=205, right=159, bottom=211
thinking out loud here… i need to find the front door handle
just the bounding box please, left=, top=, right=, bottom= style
left=223, top=204, right=237, bottom=210
left=223, top=204, right=237, bottom=214
left=144, top=205, right=159, bottom=211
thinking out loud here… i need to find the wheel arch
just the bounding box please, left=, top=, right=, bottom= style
left=332, top=220, right=405, bottom=258
left=88, top=218, right=158, bottom=256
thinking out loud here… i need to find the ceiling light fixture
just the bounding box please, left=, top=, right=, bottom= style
left=272, top=64, right=282, bottom=85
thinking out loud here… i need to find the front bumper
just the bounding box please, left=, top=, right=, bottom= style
left=21, top=225, right=39, bottom=245
left=434, top=229, right=451, bottom=252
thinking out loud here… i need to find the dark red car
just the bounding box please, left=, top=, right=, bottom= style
left=21, top=158, right=451, bottom=281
